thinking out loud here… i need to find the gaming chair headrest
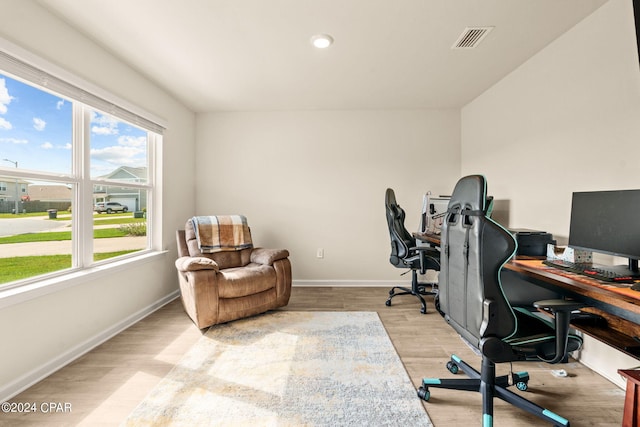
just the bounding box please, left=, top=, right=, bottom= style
left=448, top=175, right=488, bottom=215
left=386, top=188, right=406, bottom=220
left=385, top=188, right=397, bottom=208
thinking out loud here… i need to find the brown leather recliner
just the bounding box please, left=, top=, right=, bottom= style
left=175, top=218, right=292, bottom=328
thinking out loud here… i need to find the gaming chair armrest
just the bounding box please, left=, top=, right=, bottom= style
left=411, top=246, right=441, bottom=274
left=533, top=299, right=585, bottom=364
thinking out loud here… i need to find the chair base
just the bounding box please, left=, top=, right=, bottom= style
left=385, top=269, right=437, bottom=314
left=418, top=355, right=571, bottom=427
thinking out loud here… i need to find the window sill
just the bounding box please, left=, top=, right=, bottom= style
left=0, top=250, right=169, bottom=310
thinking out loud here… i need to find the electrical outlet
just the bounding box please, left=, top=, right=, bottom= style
left=316, top=248, right=324, bottom=258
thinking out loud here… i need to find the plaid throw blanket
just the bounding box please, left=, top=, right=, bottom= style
left=191, top=215, right=253, bottom=253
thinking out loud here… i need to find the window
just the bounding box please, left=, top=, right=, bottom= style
left=0, top=45, right=163, bottom=289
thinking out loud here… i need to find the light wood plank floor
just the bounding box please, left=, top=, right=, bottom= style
left=2, top=287, right=626, bottom=426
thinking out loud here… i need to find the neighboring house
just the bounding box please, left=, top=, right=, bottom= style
left=22, top=184, right=72, bottom=214
left=28, top=184, right=72, bottom=202
left=0, top=176, right=29, bottom=202
left=93, top=166, right=147, bottom=212
left=0, top=176, right=30, bottom=215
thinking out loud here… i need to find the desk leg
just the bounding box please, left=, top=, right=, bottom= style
left=620, top=370, right=640, bottom=427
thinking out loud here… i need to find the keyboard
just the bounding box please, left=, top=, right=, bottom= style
left=542, top=259, right=637, bottom=284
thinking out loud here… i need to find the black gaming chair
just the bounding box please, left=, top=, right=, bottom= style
left=384, top=188, right=440, bottom=314
left=417, top=175, right=583, bottom=426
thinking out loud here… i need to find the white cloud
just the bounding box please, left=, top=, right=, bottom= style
left=0, top=78, right=12, bottom=115
left=90, top=124, right=146, bottom=166
left=0, top=137, right=28, bottom=144
left=0, top=117, right=11, bottom=130
left=118, top=135, right=146, bottom=147
left=53, top=142, right=72, bottom=150
left=41, top=141, right=72, bottom=150
left=33, top=117, right=46, bottom=131
left=91, top=125, right=119, bottom=135
left=90, top=111, right=119, bottom=135
left=56, top=100, right=65, bottom=110
left=90, top=145, right=144, bottom=166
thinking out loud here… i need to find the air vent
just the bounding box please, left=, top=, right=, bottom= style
left=452, top=27, right=494, bottom=49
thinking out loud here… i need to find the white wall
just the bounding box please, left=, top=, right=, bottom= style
left=196, top=109, right=461, bottom=282
left=0, top=1, right=196, bottom=399
left=461, top=0, right=640, bottom=387
left=462, top=0, right=640, bottom=238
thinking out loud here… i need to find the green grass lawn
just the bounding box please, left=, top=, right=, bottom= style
left=0, top=211, right=142, bottom=224
left=0, top=251, right=137, bottom=284
left=93, top=217, right=145, bottom=225
left=0, top=213, right=146, bottom=284
left=0, top=228, right=129, bottom=244
left=0, top=212, right=66, bottom=219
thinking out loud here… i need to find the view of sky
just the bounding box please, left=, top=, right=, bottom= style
left=0, top=73, right=147, bottom=178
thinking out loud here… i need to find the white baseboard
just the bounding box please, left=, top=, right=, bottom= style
left=573, top=333, right=636, bottom=390
left=0, top=290, right=180, bottom=402
left=292, top=280, right=408, bottom=287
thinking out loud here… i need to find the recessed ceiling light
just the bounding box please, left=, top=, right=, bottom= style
left=311, top=34, right=334, bottom=49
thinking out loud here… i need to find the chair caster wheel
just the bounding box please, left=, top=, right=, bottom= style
left=512, top=371, right=529, bottom=391
left=446, top=361, right=459, bottom=374
left=417, top=386, right=430, bottom=401
left=385, top=299, right=392, bottom=307
left=420, top=306, right=427, bottom=314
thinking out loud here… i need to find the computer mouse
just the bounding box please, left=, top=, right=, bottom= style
left=631, top=282, right=640, bottom=291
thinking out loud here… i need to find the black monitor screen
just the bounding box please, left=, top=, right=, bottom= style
left=568, top=190, right=640, bottom=261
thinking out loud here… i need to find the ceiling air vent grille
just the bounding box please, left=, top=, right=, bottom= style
left=452, top=27, right=494, bottom=49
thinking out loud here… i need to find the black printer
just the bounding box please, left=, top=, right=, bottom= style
left=508, top=228, right=556, bottom=257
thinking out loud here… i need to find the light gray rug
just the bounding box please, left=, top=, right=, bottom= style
left=123, top=311, right=432, bottom=426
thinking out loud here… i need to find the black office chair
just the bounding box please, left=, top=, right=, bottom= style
left=417, top=175, right=583, bottom=427
left=384, top=188, right=440, bottom=314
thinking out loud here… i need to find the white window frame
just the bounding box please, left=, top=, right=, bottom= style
left=0, top=36, right=166, bottom=306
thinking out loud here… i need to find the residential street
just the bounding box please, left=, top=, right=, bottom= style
left=0, top=215, right=71, bottom=237
left=0, top=236, right=147, bottom=257
left=0, top=215, right=147, bottom=257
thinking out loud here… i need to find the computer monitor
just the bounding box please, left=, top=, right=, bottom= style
left=419, top=194, right=450, bottom=234
left=568, top=189, right=640, bottom=275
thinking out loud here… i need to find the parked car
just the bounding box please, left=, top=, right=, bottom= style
left=94, top=202, right=128, bottom=214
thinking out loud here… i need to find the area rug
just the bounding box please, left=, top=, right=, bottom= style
left=123, top=311, right=432, bottom=426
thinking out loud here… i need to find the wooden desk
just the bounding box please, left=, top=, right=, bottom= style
left=415, top=231, right=640, bottom=359
left=415, top=231, right=441, bottom=246
left=506, top=259, right=640, bottom=357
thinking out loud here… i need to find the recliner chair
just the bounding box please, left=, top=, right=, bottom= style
left=175, top=216, right=292, bottom=329
left=417, top=175, right=583, bottom=426
left=384, top=188, right=440, bottom=314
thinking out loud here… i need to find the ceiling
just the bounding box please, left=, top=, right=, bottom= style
left=38, top=0, right=608, bottom=113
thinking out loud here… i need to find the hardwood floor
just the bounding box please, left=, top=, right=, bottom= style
left=2, top=287, right=625, bottom=426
